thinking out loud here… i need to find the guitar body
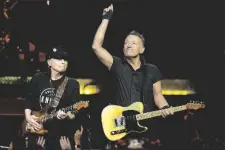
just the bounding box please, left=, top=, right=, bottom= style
left=26, top=110, right=74, bottom=135
left=26, top=111, right=48, bottom=135
left=101, top=102, right=148, bottom=141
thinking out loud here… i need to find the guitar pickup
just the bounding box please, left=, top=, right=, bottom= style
left=111, top=129, right=127, bottom=135
left=114, top=116, right=126, bottom=127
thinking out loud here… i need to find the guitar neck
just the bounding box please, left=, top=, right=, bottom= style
left=60, top=105, right=75, bottom=113
left=136, top=105, right=187, bottom=121
left=41, top=104, right=75, bottom=123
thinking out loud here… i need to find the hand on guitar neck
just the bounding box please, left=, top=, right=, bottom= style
left=159, top=106, right=174, bottom=118
left=56, top=110, right=67, bottom=120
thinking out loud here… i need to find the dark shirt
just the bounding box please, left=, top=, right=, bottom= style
left=130, top=65, right=143, bottom=104
left=24, top=72, right=81, bottom=137
left=25, top=72, right=80, bottom=111
left=110, top=56, right=162, bottom=112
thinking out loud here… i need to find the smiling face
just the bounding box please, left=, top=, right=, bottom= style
left=123, top=35, right=145, bottom=59
left=47, top=58, right=68, bottom=73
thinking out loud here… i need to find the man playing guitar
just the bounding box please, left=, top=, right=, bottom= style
left=92, top=4, right=174, bottom=148
left=24, top=45, right=81, bottom=150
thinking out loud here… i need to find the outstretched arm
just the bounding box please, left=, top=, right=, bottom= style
left=92, top=4, right=114, bottom=70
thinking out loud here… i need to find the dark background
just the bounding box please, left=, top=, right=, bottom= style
left=0, top=0, right=224, bottom=149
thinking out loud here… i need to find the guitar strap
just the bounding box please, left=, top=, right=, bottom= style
left=141, top=64, right=148, bottom=103
left=140, top=55, right=147, bottom=104
left=141, top=63, right=158, bottom=112
left=141, top=63, right=155, bottom=112
left=43, top=76, right=69, bottom=113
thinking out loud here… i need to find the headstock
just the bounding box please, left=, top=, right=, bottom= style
left=186, top=101, right=206, bottom=110
left=73, top=101, right=89, bottom=111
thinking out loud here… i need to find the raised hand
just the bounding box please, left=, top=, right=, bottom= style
left=60, top=136, right=72, bottom=150
left=36, top=136, right=46, bottom=150
left=74, top=125, right=83, bottom=144
left=102, top=4, right=113, bottom=20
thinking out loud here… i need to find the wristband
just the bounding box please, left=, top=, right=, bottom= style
left=102, top=9, right=113, bottom=20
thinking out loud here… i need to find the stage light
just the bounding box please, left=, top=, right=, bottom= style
left=162, top=90, right=193, bottom=95
left=83, top=85, right=100, bottom=95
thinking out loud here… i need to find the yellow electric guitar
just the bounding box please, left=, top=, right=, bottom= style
left=26, top=101, right=89, bottom=135
left=101, top=101, right=205, bottom=141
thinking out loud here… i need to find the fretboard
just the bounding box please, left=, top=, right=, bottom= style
left=136, top=105, right=187, bottom=121
left=41, top=104, right=76, bottom=123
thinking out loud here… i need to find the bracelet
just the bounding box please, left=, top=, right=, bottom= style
left=75, top=144, right=81, bottom=148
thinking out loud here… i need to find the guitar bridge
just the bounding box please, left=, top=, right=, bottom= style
left=114, top=116, right=126, bottom=127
